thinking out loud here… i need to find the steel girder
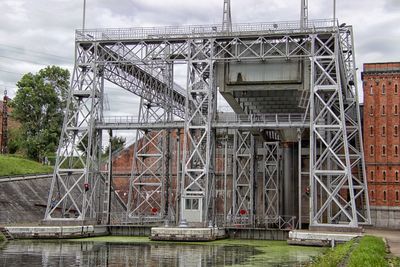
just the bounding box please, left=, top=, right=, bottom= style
left=308, top=29, right=369, bottom=227
left=231, top=130, right=255, bottom=225
left=90, top=35, right=314, bottom=63
left=181, top=39, right=216, bottom=225
left=96, top=42, right=186, bottom=118
left=263, top=142, right=280, bottom=226
left=45, top=43, right=104, bottom=221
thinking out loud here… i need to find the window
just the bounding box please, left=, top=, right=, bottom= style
left=185, top=198, right=199, bottom=210
left=370, top=170, right=374, bottom=181
left=371, top=190, right=375, bottom=201
left=370, top=105, right=374, bottom=116
left=370, top=145, right=374, bottom=156
left=370, top=85, right=373, bottom=95
left=395, top=105, right=398, bottom=115
left=382, top=145, right=386, bottom=156
left=395, top=84, right=398, bottom=94
left=370, top=126, right=374, bottom=136
left=382, top=105, right=386, bottom=115
left=395, top=126, right=399, bottom=136
left=396, top=191, right=399, bottom=202
left=395, top=145, right=399, bottom=157
left=382, top=84, right=386, bottom=94
left=396, top=171, right=399, bottom=182
left=383, top=190, right=387, bottom=202
left=382, top=126, right=386, bottom=136
left=383, top=170, right=387, bottom=181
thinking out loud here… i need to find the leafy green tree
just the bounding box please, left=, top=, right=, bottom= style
left=11, top=66, right=70, bottom=160
left=105, top=136, right=126, bottom=154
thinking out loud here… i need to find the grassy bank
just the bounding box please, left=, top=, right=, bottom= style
left=0, top=155, right=53, bottom=176
left=311, top=235, right=398, bottom=267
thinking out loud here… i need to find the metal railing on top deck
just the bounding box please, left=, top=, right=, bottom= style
left=76, top=19, right=336, bottom=41
left=100, top=113, right=309, bottom=129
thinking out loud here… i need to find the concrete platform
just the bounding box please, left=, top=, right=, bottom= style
left=5, top=225, right=108, bottom=239
left=150, top=227, right=226, bottom=241
left=288, top=230, right=362, bottom=247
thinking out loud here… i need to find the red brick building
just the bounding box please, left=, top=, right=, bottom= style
left=362, top=62, right=400, bottom=228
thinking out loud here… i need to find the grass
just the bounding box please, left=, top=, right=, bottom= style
left=311, top=235, right=394, bottom=267
left=0, top=232, right=5, bottom=242
left=0, top=155, right=53, bottom=176
left=347, top=235, right=387, bottom=267
left=311, top=239, right=355, bottom=267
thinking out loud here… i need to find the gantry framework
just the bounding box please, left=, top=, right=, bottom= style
left=44, top=16, right=370, bottom=228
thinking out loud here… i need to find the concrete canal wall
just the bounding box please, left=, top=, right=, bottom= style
left=0, top=176, right=52, bottom=224
left=6, top=225, right=108, bottom=239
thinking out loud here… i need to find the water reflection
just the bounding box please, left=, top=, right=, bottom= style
left=0, top=241, right=259, bottom=267
left=0, top=240, right=321, bottom=266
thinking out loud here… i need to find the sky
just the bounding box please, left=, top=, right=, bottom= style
left=0, top=0, right=399, bottom=141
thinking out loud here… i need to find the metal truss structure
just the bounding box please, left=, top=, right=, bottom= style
left=263, top=142, right=280, bottom=226
left=44, top=11, right=370, bottom=228
left=45, top=43, right=105, bottom=221
left=231, top=130, right=255, bottom=225
left=308, top=28, right=369, bottom=227
left=127, top=98, right=169, bottom=222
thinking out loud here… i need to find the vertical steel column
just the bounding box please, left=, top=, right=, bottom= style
left=176, top=128, right=181, bottom=225
left=127, top=100, right=167, bottom=222
left=127, top=58, right=174, bottom=223
left=309, top=32, right=358, bottom=227
left=300, top=0, right=308, bottom=29
left=222, top=0, right=232, bottom=32
left=103, top=129, right=113, bottom=225
left=297, top=130, right=302, bottom=229
left=263, top=142, right=280, bottom=227
left=339, top=26, right=371, bottom=224
left=45, top=42, right=104, bottom=221
left=181, top=38, right=216, bottom=225
left=232, top=130, right=254, bottom=225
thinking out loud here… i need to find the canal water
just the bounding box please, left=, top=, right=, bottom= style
left=0, top=238, right=323, bottom=266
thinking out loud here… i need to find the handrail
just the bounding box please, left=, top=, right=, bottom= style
left=100, top=113, right=309, bottom=127
left=76, top=19, right=336, bottom=41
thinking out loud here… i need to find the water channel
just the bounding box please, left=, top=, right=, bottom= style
left=0, top=237, right=324, bottom=266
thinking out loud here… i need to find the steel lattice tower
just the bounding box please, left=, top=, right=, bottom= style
left=44, top=2, right=370, bottom=229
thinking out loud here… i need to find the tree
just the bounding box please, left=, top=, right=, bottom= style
left=105, top=136, right=126, bottom=154
left=11, top=66, right=70, bottom=160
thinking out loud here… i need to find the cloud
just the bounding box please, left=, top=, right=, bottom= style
left=0, top=0, right=399, bottom=120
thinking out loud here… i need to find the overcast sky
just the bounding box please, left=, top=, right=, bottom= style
left=1, top=0, right=399, bottom=141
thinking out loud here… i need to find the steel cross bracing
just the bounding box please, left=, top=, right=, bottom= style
left=45, top=19, right=369, bottom=227
left=97, top=42, right=186, bottom=118
left=231, top=130, right=255, bottom=225
left=127, top=99, right=169, bottom=222
left=45, top=43, right=105, bottom=221
left=126, top=60, right=174, bottom=223
left=181, top=38, right=216, bottom=225
left=338, top=26, right=370, bottom=224
left=308, top=26, right=369, bottom=227
left=263, top=142, right=280, bottom=226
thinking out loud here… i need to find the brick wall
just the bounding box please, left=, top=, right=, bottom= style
left=362, top=62, right=400, bottom=209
